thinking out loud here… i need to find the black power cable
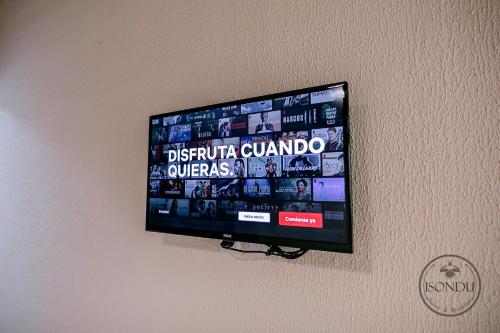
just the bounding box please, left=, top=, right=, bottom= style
left=220, top=241, right=309, bottom=259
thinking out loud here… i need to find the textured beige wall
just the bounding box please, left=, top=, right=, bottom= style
left=0, top=0, right=498, bottom=332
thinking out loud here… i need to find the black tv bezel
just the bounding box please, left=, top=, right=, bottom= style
left=145, top=81, right=353, bottom=253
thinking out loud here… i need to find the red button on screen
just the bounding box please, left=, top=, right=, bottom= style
left=278, top=212, right=323, bottom=228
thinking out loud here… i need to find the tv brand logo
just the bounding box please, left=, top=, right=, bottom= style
left=419, top=255, right=480, bottom=316
left=278, top=212, right=323, bottom=228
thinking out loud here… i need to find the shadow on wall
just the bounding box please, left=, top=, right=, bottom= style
left=160, top=100, right=374, bottom=274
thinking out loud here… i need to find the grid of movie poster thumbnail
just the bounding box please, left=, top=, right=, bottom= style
left=148, top=87, right=346, bottom=227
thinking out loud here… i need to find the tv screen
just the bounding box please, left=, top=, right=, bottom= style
left=146, top=82, right=352, bottom=253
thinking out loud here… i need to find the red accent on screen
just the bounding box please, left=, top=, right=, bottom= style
left=278, top=212, right=323, bottom=228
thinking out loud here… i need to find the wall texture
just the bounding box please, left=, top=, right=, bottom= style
left=0, top=0, right=498, bottom=332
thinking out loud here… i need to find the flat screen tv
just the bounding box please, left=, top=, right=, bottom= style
left=146, top=82, right=352, bottom=253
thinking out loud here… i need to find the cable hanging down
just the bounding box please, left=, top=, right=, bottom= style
left=220, top=241, right=309, bottom=259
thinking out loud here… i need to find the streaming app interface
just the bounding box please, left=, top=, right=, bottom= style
left=147, top=84, right=349, bottom=244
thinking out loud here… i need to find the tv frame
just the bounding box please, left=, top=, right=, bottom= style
left=145, top=82, right=353, bottom=253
